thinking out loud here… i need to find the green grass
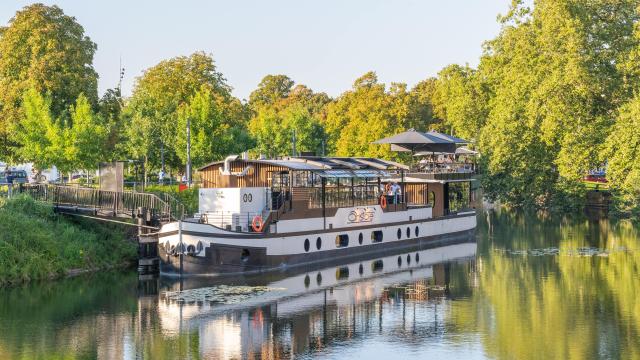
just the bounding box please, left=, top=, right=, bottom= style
left=0, top=195, right=137, bottom=285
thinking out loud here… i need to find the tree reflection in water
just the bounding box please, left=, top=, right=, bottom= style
left=0, top=209, right=639, bottom=359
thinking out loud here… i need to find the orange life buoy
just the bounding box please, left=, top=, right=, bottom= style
left=380, top=195, right=387, bottom=209
left=251, top=215, right=264, bottom=232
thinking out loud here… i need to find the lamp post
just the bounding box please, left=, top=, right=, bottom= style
left=186, top=117, right=191, bottom=187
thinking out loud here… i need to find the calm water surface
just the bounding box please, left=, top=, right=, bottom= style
left=1, top=208, right=639, bottom=359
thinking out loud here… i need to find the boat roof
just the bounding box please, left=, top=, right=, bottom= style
left=198, top=156, right=409, bottom=172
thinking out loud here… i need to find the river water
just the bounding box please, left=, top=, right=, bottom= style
left=1, top=207, right=639, bottom=359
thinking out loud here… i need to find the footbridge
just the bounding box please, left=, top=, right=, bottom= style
left=15, top=183, right=185, bottom=225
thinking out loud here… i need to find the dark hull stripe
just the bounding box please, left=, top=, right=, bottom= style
left=160, top=227, right=476, bottom=276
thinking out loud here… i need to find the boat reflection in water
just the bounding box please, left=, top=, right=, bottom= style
left=151, top=240, right=477, bottom=359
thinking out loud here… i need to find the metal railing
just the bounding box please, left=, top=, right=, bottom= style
left=16, top=184, right=185, bottom=222
left=308, top=185, right=383, bottom=209
left=200, top=210, right=271, bottom=233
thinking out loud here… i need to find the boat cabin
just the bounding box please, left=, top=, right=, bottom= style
left=196, top=155, right=474, bottom=232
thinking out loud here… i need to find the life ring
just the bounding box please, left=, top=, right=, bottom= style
left=251, top=215, right=264, bottom=232
left=380, top=195, right=387, bottom=209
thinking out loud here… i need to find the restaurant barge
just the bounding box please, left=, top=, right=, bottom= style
left=158, top=153, right=476, bottom=276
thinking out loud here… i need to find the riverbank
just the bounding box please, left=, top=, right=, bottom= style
left=0, top=195, right=137, bottom=285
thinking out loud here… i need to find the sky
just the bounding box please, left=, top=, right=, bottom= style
left=1, top=0, right=511, bottom=100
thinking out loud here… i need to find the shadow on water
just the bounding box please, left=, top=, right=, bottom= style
left=1, top=207, right=640, bottom=359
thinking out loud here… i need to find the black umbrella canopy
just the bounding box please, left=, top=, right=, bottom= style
left=373, top=129, right=467, bottom=153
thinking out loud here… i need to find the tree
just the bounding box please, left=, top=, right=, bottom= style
left=247, top=76, right=329, bottom=157
left=68, top=94, right=107, bottom=172
left=14, top=88, right=67, bottom=171
left=248, top=75, right=295, bottom=109
left=475, top=0, right=638, bottom=209
left=0, top=4, right=98, bottom=161
left=432, top=65, right=488, bottom=141
left=175, top=86, right=253, bottom=168
left=98, top=88, right=125, bottom=160
left=124, top=52, right=252, bottom=174
left=324, top=72, right=437, bottom=159
left=249, top=104, right=324, bottom=157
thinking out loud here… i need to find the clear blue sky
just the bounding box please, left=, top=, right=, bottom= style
left=1, top=1, right=511, bottom=100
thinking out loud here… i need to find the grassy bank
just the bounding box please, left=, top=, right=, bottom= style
left=0, top=195, right=137, bottom=285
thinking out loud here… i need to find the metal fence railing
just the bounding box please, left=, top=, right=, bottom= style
left=15, top=184, right=185, bottom=222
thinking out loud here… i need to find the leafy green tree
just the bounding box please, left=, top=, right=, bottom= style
left=324, top=72, right=437, bottom=159
left=14, top=89, right=67, bottom=171
left=248, top=75, right=295, bottom=109
left=0, top=4, right=98, bottom=161
left=68, top=94, right=107, bottom=173
left=603, top=97, right=640, bottom=214
left=476, top=0, right=638, bottom=209
left=98, top=88, right=126, bottom=160
left=432, top=65, right=488, bottom=141
left=175, top=86, right=252, bottom=168
left=249, top=104, right=324, bottom=157
left=124, top=52, right=251, bottom=175
left=247, top=76, right=329, bottom=157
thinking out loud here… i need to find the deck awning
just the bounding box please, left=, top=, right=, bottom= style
left=373, top=129, right=468, bottom=154
left=316, top=169, right=391, bottom=178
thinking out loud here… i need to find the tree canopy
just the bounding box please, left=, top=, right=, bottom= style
left=0, top=3, right=98, bottom=161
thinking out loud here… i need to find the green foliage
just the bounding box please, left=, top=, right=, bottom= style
left=15, top=89, right=107, bottom=174
left=247, top=75, right=330, bottom=157
left=14, top=89, right=68, bottom=171
left=0, top=3, right=98, bottom=161
left=68, top=94, right=108, bottom=171
left=433, top=65, right=488, bottom=141
left=468, top=0, right=639, bottom=210
left=248, top=74, right=295, bottom=108
left=144, top=184, right=199, bottom=215
left=125, top=52, right=252, bottom=173
left=325, top=72, right=437, bottom=160
left=0, top=195, right=136, bottom=285
left=603, top=97, right=640, bottom=215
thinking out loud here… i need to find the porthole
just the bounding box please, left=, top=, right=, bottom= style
left=196, top=241, right=204, bottom=254
left=304, top=274, right=310, bottom=288
left=316, top=237, right=322, bottom=250
left=406, top=227, right=411, bottom=238
left=336, top=267, right=349, bottom=280
left=397, top=228, right=402, bottom=240
left=407, top=254, right=411, bottom=264
left=358, top=232, right=363, bottom=245
left=335, top=234, right=349, bottom=248
left=415, top=226, right=419, bottom=237
left=316, top=272, right=322, bottom=285
left=397, top=256, right=402, bottom=267
left=241, top=249, right=250, bottom=263
left=304, top=238, right=310, bottom=252
left=359, top=263, right=364, bottom=275
left=371, top=231, right=383, bottom=243
left=415, top=253, right=420, bottom=263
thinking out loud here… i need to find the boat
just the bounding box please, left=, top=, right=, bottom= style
left=158, top=131, right=477, bottom=276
